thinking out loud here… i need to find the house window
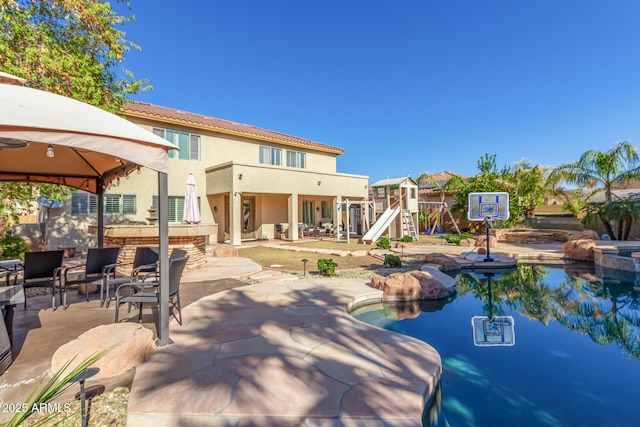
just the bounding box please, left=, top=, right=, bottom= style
left=153, top=128, right=200, bottom=161
left=71, top=193, right=97, bottom=216
left=286, top=150, right=306, bottom=169
left=152, top=196, right=200, bottom=223
left=259, top=146, right=282, bottom=166
left=71, top=193, right=135, bottom=216
left=321, top=201, right=332, bottom=218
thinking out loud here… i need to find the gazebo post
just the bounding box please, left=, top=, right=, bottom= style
left=97, top=178, right=104, bottom=248
left=156, top=172, right=171, bottom=346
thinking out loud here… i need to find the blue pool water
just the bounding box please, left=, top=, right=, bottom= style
left=353, top=264, right=640, bottom=427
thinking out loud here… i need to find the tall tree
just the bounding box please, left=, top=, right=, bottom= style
left=0, top=0, right=148, bottom=222
left=548, top=141, right=640, bottom=238
left=548, top=141, right=640, bottom=202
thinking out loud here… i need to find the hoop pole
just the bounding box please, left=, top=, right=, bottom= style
left=484, top=218, right=492, bottom=262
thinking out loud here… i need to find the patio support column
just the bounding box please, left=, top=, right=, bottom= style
left=156, top=172, right=171, bottom=346
left=335, top=196, right=342, bottom=239
left=97, top=178, right=104, bottom=248
left=288, top=193, right=299, bottom=241
left=230, top=191, right=242, bottom=246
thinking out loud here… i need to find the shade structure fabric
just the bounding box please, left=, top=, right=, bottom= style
left=0, top=71, right=177, bottom=345
left=182, top=173, right=201, bottom=224
left=0, top=81, right=178, bottom=193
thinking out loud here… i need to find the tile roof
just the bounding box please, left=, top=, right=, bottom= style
left=122, top=102, right=344, bottom=155
left=418, top=171, right=467, bottom=192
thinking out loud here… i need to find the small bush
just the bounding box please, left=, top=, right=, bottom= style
left=400, top=235, right=414, bottom=243
left=376, top=237, right=391, bottom=249
left=445, top=232, right=475, bottom=245
left=0, top=234, right=29, bottom=260
left=317, top=258, right=338, bottom=276
left=384, top=254, right=402, bottom=268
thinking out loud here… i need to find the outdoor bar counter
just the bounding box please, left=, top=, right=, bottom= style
left=89, top=224, right=217, bottom=273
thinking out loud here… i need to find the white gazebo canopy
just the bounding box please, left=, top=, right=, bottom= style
left=0, top=71, right=178, bottom=345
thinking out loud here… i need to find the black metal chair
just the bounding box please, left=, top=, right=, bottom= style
left=62, top=247, right=120, bottom=310
left=21, top=250, right=65, bottom=311
left=114, top=254, right=188, bottom=324
left=101, top=246, right=159, bottom=308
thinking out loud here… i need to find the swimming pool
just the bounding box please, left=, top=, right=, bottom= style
left=352, top=264, right=640, bottom=427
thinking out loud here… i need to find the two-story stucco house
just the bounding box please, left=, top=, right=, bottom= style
left=45, top=102, right=369, bottom=249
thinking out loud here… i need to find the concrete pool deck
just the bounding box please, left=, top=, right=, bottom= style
left=127, top=279, right=441, bottom=426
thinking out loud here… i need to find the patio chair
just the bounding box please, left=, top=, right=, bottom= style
left=101, top=246, right=159, bottom=308
left=61, top=247, right=120, bottom=310
left=114, top=254, right=188, bottom=325
left=21, top=250, right=65, bottom=311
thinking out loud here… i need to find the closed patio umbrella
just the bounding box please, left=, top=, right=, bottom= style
left=182, top=173, right=201, bottom=224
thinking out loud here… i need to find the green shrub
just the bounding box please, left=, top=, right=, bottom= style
left=400, top=235, right=414, bottom=243
left=445, top=232, right=475, bottom=245
left=317, top=258, right=338, bottom=276
left=384, top=254, right=402, bottom=268
left=376, top=237, right=391, bottom=249
left=0, top=234, right=29, bottom=260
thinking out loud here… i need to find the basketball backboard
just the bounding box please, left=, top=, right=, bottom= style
left=468, top=192, right=510, bottom=221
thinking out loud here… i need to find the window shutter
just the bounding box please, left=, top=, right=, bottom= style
left=71, top=193, right=87, bottom=216
left=190, top=135, right=200, bottom=160
left=123, top=195, right=136, bottom=215
left=104, top=194, right=120, bottom=215
left=89, top=195, right=98, bottom=216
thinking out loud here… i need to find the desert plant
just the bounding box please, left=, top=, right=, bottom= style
left=400, top=235, right=414, bottom=243
left=2, top=348, right=113, bottom=427
left=317, top=258, right=338, bottom=276
left=376, top=237, right=391, bottom=250
left=384, top=254, right=402, bottom=268
left=0, top=234, right=29, bottom=260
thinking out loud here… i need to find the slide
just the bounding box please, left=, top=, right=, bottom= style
left=362, top=206, right=400, bottom=244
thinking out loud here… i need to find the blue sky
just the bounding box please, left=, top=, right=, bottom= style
left=119, top=0, right=640, bottom=183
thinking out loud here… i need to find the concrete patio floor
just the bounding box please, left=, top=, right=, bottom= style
left=0, top=241, right=571, bottom=426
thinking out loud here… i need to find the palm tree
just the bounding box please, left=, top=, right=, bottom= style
left=548, top=141, right=640, bottom=202
left=548, top=141, right=640, bottom=237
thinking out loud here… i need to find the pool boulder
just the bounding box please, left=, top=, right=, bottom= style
left=370, top=270, right=456, bottom=301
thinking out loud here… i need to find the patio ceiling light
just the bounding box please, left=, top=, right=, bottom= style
left=46, top=144, right=54, bottom=158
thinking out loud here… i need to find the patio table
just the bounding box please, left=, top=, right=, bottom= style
left=0, top=259, right=22, bottom=286
left=0, top=285, right=24, bottom=374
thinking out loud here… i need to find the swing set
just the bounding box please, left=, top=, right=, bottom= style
left=418, top=201, right=461, bottom=235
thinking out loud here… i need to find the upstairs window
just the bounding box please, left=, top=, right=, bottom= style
left=153, top=128, right=200, bottom=161
left=259, top=146, right=282, bottom=166
left=286, top=150, right=306, bottom=169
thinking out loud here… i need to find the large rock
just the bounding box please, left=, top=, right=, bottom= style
left=569, top=230, right=600, bottom=241
left=213, top=244, right=238, bottom=257
left=51, top=323, right=155, bottom=380
left=424, top=253, right=461, bottom=271
left=475, top=235, right=499, bottom=248
left=562, top=239, right=598, bottom=261
left=370, top=270, right=456, bottom=301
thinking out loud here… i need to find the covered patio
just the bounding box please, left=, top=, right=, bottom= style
left=0, top=71, right=179, bottom=352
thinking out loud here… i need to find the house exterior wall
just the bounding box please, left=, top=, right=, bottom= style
left=39, top=105, right=369, bottom=249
